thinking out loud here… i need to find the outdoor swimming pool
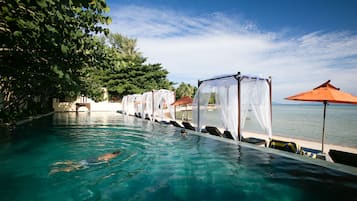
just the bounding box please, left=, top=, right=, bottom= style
left=0, top=113, right=356, bottom=201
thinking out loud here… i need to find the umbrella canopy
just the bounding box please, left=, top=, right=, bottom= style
left=286, top=80, right=357, bottom=153
left=286, top=80, right=357, bottom=104
left=171, top=96, right=193, bottom=106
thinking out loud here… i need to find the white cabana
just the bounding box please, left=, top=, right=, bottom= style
left=192, top=72, right=272, bottom=141
left=140, top=90, right=175, bottom=121
left=125, top=94, right=142, bottom=116
left=122, top=95, right=128, bottom=114
left=153, top=89, right=175, bottom=121
left=141, top=91, right=153, bottom=120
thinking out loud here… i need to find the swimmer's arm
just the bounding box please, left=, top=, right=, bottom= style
left=52, top=161, right=76, bottom=165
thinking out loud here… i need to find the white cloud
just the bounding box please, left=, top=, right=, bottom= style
left=109, top=6, right=357, bottom=103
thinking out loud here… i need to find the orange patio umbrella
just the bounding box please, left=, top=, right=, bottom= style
left=286, top=80, right=357, bottom=152
left=171, top=96, right=193, bottom=106
left=171, top=96, right=193, bottom=120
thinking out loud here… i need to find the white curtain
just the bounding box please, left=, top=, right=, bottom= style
left=193, top=81, right=214, bottom=131
left=215, top=77, right=238, bottom=140
left=193, top=74, right=272, bottom=140
left=153, top=89, right=176, bottom=121
left=166, top=91, right=176, bottom=120
left=127, top=95, right=138, bottom=115
left=241, top=77, right=272, bottom=138
left=133, top=94, right=142, bottom=115
left=240, top=80, right=253, bottom=130
left=122, top=96, right=128, bottom=115
left=141, top=92, right=153, bottom=120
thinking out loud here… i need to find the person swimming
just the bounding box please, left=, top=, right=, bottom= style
left=50, top=150, right=121, bottom=174
left=180, top=128, right=187, bottom=136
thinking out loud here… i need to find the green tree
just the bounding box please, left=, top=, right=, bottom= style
left=0, top=0, right=111, bottom=121
left=175, top=82, right=195, bottom=99
left=85, top=34, right=173, bottom=100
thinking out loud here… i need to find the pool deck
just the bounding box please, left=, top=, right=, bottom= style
left=173, top=119, right=356, bottom=156
left=242, top=131, right=357, bottom=155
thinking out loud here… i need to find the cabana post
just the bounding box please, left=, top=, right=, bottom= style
left=269, top=76, right=272, bottom=137
left=237, top=72, right=241, bottom=141
left=197, top=80, right=201, bottom=132
left=152, top=90, right=154, bottom=121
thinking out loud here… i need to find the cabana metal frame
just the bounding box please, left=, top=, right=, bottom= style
left=194, top=72, right=272, bottom=141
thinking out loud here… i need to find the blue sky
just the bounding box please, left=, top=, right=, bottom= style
left=106, top=0, right=357, bottom=102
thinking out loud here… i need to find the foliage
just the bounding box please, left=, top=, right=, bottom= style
left=84, top=34, right=174, bottom=101
left=175, top=82, right=195, bottom=99
left=0, top=1, right=174, bottom=123
left=0, top=0, right=111, bottom=122
left=209, top=93, right=216, bottom=104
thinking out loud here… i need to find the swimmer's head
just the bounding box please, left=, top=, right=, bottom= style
left=112, top=150, right=121, bottom=155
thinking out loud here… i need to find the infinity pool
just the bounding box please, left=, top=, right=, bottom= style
left=0, top=113, right=356, bottom=201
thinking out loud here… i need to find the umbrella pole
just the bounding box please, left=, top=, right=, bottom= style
left=186, top=104, right=188, bottom=121
left=321, top=101, right=327, bottom=153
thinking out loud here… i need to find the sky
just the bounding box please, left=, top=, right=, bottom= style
left=106, top=0, right=357, bottom=103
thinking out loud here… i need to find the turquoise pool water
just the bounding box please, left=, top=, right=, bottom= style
left=0, top=113, right=356, bottom=201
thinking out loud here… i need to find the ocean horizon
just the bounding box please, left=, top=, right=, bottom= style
left=194, top=104, right=357, bottom=148
left=244, top=104, right=357, bottom=148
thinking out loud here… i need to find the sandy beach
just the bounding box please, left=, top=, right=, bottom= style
left=242, top=131, right=357, bottom=154
left=175, top=119, right=357, bottom=158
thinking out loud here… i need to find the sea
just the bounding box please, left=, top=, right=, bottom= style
left=244, top=104, right=357, bottom=148
left=193, top=104, right=357, bottom=148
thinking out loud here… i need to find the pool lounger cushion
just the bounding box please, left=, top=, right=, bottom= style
left=205, top=126, right=223, bottom=137
left=161, top=120, right=171, bottom=125
left=300, top=147, right=325, bottom=159
left=242, top=137, right=267, bottom=147
left=170, top=120, right=184, bottom=128
left=223, top=130, right=234, bottom=140
left=182, top=121, right=196, bottom=131
left=269, top=139, right=299, bottom=154
left=329, top=149, right=357, bottom=167
left=205, top=126, right=234, bottom=140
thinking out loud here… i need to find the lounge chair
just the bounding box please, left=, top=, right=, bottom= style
left=144, top=114, right=151, bottom=120
left=134, top=113, right=142, bottom=118
left=182, top=121, right=196, bottom=131
left=300, top=147, right=325, bottom=160
left=160, top=120, right=171, bottom=125
left=205, top=126, right=234, bottom=140
left=170, top=120, right=184, bottom=128
left=268, top=139, right=299, bottom=154
left=242, top=137, right=267, bottom=147
left=223, top=130, right=234, bottom=140
left=329, top=149, right=357, bottom=167
left=205, top=126, right=223, bottom=137
left=200, top=128, right=208, bottom=133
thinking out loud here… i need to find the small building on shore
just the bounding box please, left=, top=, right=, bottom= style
left=53, top=88, right=121, bottom=112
